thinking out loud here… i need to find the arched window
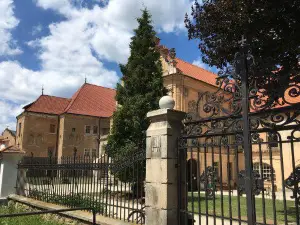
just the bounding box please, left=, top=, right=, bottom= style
left=253, top=163, right=275, bottom=181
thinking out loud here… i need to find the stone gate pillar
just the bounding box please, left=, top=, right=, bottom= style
left=145, top=96, right=186, bottom=225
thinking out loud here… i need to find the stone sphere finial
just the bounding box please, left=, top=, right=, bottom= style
left=159, top=95, right=175, bottom=109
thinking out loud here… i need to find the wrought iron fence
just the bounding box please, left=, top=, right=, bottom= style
left=16, top=149, right=146, bottom=224
left=178, top=41, right=300, bottom=225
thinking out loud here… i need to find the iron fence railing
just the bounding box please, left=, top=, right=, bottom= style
left=16, top=149, right=146, bottom=224
left=178, top=41, right=300, bottom=225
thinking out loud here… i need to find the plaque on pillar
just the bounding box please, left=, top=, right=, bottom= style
left=151, top=135, right=161, bottom=157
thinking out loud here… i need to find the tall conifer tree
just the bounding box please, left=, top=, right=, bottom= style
left=106, top=9, right=167, bottom=163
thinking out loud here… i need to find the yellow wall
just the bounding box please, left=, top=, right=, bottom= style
left=17, top=112, right=59, bottom=157
left=17, top=112, right=110, bottom=158
left=163, top=74, right=219, bottom=113
left=251, top=129, right=300, bottom=191
left=57, top=114, right=110, bottom=157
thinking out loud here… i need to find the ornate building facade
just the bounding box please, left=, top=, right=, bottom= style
left=16, top=83, right=115, bottom=157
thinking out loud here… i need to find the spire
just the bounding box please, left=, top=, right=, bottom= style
left=84, top=75, right=87, bottom=84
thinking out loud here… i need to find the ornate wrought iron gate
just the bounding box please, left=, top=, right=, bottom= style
left=178, top=42, right=300, bottom=225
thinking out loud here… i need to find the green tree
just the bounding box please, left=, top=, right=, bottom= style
left=185, top=0, right=300, bottom=104
left=106, top=9, right=167, bottom=181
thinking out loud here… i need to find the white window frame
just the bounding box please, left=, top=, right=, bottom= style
left=85, top=125, right=91, bottom=135
left=84, top=148, right=90, bottom=157
left=84, top=148, right=97, bottom=157
left=253, top=163, right=275, bottom=181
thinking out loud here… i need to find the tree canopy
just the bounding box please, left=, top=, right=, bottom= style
left=106, top=9, right=166, bottom=181
left=185, top=0, right=300, bottom=103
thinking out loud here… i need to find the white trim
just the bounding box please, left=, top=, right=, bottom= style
left=84, top=148, right=90, bottom=157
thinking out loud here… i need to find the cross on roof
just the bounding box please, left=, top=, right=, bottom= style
left=238, top=35, right=247, bottom=46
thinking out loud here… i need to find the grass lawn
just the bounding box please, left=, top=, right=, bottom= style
left=188, top=192, right=297, bottom=224
left=0, top=205, right=64, bottom=225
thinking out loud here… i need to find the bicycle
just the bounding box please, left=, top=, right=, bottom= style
left=127, top=198, right=145, bottom=224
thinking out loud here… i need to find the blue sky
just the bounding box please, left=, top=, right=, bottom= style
left=0, top=0, right=214, bottom=132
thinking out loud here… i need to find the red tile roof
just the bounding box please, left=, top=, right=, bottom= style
left=24, top=95, right=71, bottom=115
left=157, top=43, right=218, bottom=85
left=174, top=58, right=218, bottom=86
left=65, top=83, right=116, bottom=117
left=24, top=83, right=116, bottom=118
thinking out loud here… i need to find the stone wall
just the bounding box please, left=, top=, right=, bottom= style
left=16, top=112, right=59, bottom=157
left=16, top=112, right=111, bottom=158
left=58, top=114, right=110, bottom=157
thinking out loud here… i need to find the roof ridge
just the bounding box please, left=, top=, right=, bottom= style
left=4, top=128, right=16, bottom=137
left=23, top=95, right=42, bottom=110
left=175, top=57, right=218, bottom=76
left=85, top=83, right=116, bottom=91
left=64, top=83, right=86, bottom=113
left=42, top=95, right=71, bottom=100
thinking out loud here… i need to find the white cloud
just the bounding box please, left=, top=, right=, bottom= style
left=0, top=60, right=118, bottom=104
left=0, top=0, right=22, bottom=56
left=33, top=0, right=192, bottom=63
left=192, top=57, right=219, bottom=74
left=31, top=24, right=43, bottom=36
left=0, top=0, right=192, bottom=131
left=34, top=0, right=74, bottom=16
left=0, top=100, right=23, bottom=132
left=0, top=59, right=119, bottom=131
left=192, top=57, right=211, bottom=70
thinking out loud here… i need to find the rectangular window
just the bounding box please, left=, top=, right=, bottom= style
left=18, top=123, right=22, bottom=137
left=48, top=147, right=55, bottom=156
left=93, top=126, right=98, bottom=134
left=84, top=148, right=90, bottom=157
left=85, top=126, right=91, bottom=134
left=184, top=87, right=189, bottom=97
left=92, top=149, right=97, bottom=157
left=101, top=128, right=110, bottom=136
left=50, top=124, right=56, bottom=134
